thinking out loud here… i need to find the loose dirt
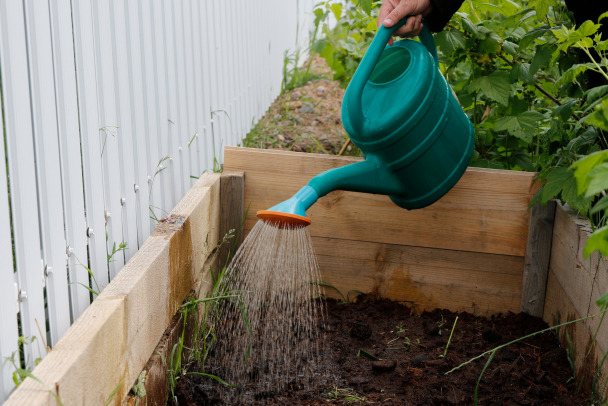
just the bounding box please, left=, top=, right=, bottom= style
left=242, top=57, right=360, bottom=157
left=175, top=296, right=588, bottom=405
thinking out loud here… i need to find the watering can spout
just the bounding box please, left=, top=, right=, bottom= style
left=257, top=159, right=401, bottom=228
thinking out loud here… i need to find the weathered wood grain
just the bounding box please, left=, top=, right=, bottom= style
left=218, top=171, right=245, bottom=268
left=313, top=237, right=524, bottom=315
left=543, top=203, right=608, bottom=396
left=224, top=147, right=538, bottom=257
left=520, top=201, right=556, bottom=317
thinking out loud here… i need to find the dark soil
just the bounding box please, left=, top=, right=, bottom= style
left=174, top=297, right=589, bottom=405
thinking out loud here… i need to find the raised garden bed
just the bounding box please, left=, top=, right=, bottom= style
left=6, top=147, right=608, bottom=405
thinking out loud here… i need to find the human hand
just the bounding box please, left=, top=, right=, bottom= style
left=378, top=0, right=432, bottom=44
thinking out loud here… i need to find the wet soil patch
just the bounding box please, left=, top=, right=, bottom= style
left=174, top=297, right=589, bottom=405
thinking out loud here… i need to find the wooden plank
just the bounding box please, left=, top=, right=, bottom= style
left=520, top=201, right=556, bottom=317
left=218, top=172, right=245, bottom=267
left=223, top=147, right=538, bottom=257
left=544, top=271, right=608, bottom=394
left=543, top=203, right=608, bottom=396
left=313, top=237, right=524, bottom=316
left=5, top=174, right=221, bottom=406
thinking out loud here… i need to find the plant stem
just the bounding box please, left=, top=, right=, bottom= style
left=439, top=316, right=458, bottom=358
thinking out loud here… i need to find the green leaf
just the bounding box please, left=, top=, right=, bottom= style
left=467, top=71, right=512, bottom=105
left=357, top=0, right=373, bottom=16
left=501, top=40, right=519, bottom=56
left=529, top=0, right=554, bottom=21
left=596, top=292, right=608, bottom=308
left=330, top=3, right=342, bottom=21
left=584, top=98, right=608, bottom=131
left=576, top=20, right=601, bottom=38
left=556, top=64, right=588, bottom=87
left=551, top=100, right=577, bottom=121
left=585, top=85, right=608, bottom=105
left=591, top=194, right=608, bottom=215
left=571, top=150, right=608, bottom=195
left=530, top=44, right=553, bottom=74
left=460, top=16, right=479, bottom=37
left=541, top=167, right=572, bottom=203
left=494, top=111, right=544, bottom=143
left=584, top=225, right=608, bottom=258
left=585, top=163, right=608, bottom=197
left=510, top=63, right=535, bottom=84
left=479, top=32, right=502, bottom=54
left=519, top=26, right=551, bottom=49
left=435, top=30, right=466, bottom=56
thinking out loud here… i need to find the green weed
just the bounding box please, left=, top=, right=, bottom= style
left=310, top=280, right=364, bottom=304
left=445, top=309, right=606, bottom=405
left=324, top=386, right=368, bottom=404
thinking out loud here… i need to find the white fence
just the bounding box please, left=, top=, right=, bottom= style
left=0, top=0, right=314, bottom=400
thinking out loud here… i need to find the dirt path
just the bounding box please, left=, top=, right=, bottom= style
left=243, top=57, right=360, bottom=156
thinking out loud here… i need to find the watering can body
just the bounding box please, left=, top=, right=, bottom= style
left=339, top=23, right=474, bottom=209
left=258, top=20, right=475, bottom=227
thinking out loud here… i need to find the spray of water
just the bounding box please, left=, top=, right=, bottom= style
left=211, top=220, right=325, bottom=396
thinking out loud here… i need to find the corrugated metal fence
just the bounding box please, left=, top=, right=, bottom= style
left=0, top=0, right=314, bottom=400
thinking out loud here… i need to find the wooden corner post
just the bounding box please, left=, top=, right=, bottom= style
left=520, top=200, right=557, bottom=317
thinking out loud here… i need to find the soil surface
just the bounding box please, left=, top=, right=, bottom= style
left=174, top=297, right=589, bottom=405
left=243, top=57, right=361, bottom=157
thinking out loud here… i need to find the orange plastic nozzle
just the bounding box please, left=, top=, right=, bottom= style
left=256, top=210, right=311, bottom=228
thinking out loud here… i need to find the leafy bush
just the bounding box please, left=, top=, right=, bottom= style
left=313, top=0, right=608, bottom=219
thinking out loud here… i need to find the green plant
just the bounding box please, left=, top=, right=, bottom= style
left=324, top=386, right=368, bottom=404
left=148, top=156, right=172, bottom=223
left=314, top=0, right=608, bottom=219
left=310, top=280, right=364, bottom=304
left=313, top=1, right=379, bottom=87
left=439, top=316, right=459, bottom=358
left=107, top=241, right=127, bottom=263
left=130, top=371, right=146, bottom=406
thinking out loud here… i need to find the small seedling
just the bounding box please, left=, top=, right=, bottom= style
left=357, top=349, right=379, bottom=360
left=325, top=386, right=367, bottom=404
left=439, top=316, right=458, bottom=358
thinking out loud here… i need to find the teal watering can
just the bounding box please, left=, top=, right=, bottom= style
left=258, top=19, right=474, bottom=227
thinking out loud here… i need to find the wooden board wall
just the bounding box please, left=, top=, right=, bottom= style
left=543, top=204, right=608, bottom=393
left=224, top=147, right=539, bottom=316
left=5, top=174, right=221, bottom=406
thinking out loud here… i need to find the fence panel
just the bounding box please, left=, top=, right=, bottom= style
left=49, top=0, right=91, bottom=322
left=0, top=0, right=46, bottom=370
left=110, top=0, right=140, bottom=264
left=0, top=68, right=18, bottom=400
left=72, top=0, right=110, bottom=290
left=23, top=0, right=72, bottom=346
left=0, top=1, right=312, bottom=402
left=125, top=0, right=152, bottom=247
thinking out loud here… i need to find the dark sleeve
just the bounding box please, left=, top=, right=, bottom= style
left=425, top=0, right=466, bottom=32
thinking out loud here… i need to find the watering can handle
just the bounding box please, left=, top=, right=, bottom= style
left=348, top=18, right=438, bottom=132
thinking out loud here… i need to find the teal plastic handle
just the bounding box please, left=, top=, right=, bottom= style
left=348, top=18, right=438, bottom=132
